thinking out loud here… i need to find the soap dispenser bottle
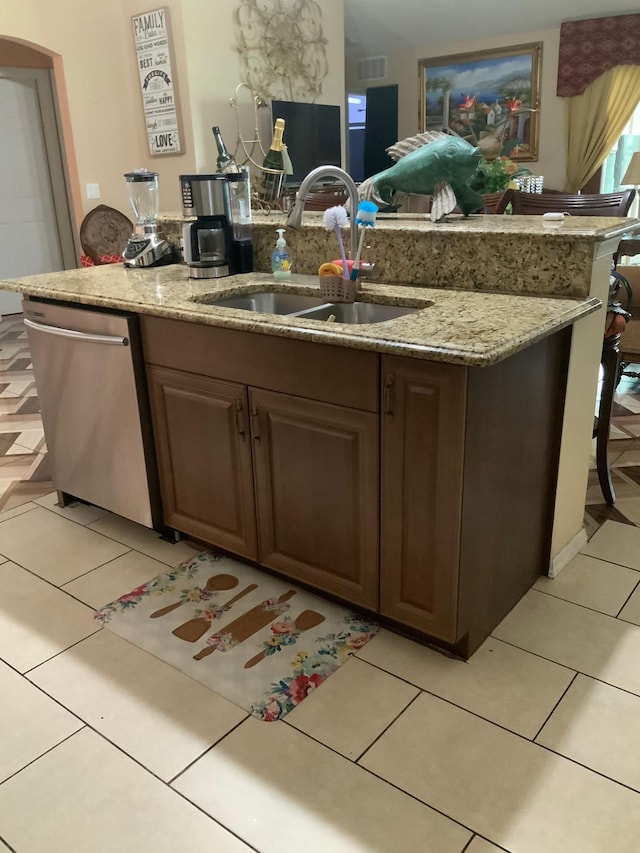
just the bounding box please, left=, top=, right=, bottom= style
left=271, top=228, right=292, bottom=281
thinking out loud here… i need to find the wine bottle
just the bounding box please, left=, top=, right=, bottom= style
left=259, top=118, right=286, bottom=200
left=212, top=126, right=239, bottom=174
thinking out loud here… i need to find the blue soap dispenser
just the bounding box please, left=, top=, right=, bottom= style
left=271, top=228, right=292, bottom=281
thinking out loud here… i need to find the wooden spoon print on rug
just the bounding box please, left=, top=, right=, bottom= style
left=193, top=590, right=297, bottom=660
left=244, top=609, right=325, bottom=669
left=171, top=583, right=258, bottom=643
left=148, top=573, right=238, bottom=619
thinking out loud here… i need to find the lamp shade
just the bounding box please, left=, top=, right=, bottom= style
left=622, top=151, right=640, bottom=185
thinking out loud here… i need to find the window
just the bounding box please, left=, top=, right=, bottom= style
left=601, top=99, right=640, bottom=193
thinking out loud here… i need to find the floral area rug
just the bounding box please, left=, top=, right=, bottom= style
left=95, top=551, right=378, bottom=721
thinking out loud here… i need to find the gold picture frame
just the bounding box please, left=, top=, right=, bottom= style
left=418, top=42, right=542, bottom=162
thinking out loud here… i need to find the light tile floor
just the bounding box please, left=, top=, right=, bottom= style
left=2, top=316, right=640, bottom=851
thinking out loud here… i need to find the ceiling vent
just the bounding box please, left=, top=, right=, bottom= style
left=356, top=56, right=387, bottom=82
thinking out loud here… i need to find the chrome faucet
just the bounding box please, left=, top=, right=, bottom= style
left=286, top=166, right=359, bottom=258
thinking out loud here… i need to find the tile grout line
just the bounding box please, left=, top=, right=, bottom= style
left=167, top=715, right=250, bottom=786
left=0, top=553, right=111, bottom=611
left=534, top=741, right=640, bottom=797
left=348, top=668, right=640, bottom=799
left=353, top=684, right=422, bottom=764
left=489, top=634, right=640, bottom=701
left=0, top=718, right=263, bottom=853
left=21, top=627, right=104, bottom=676
left=280, top=704, right=479, bottom=841
left=528, top=585, right=640, bottom=619
left=356, top=651, right=576, bottom=741
left=615, top=575, right=640, bottom=618
left=462, top=836, right=510, bottom=853
left=0, top=727, right=86, bottom=789
left=531, top=671, right=579, bottom=742
left=0, top=835, right=17, bottom=853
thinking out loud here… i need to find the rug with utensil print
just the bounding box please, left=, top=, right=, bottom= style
left=95, top=551, right=379, bottom=721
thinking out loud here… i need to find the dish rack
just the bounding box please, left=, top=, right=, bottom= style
left=318, top=275, right=358, bottom=303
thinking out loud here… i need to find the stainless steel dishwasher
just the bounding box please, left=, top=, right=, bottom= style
left=23, top=297, right=163, bottom=529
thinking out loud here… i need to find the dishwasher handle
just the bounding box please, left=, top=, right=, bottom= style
left=24, top=317, right=129, bottom=347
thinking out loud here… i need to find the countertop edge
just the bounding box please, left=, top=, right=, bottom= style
left=9, top=272, right=602, bottom=367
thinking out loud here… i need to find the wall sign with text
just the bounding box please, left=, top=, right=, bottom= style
left=132, top=7, right=184, bottom=156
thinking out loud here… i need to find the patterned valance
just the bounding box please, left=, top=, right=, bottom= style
left=557, top=14, right=640, bottom=97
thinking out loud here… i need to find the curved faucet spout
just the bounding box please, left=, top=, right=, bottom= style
left=286, top=166, right=359, bottom=259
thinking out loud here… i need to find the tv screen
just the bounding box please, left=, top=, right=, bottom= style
left=270, top=100, right=342, bottom=186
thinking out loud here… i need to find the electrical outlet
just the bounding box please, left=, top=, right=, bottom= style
left=86, top=183, right=101, bottom=199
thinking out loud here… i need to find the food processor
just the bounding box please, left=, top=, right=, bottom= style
left=122, top=169, right=174, bottom=267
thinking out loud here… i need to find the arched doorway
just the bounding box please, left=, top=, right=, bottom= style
left=0, top=38, right=77, bottom=313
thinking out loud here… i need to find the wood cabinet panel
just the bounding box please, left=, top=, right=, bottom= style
left=140, top=315, right=379, bottom=412
left=456, top=330, right=571, bottom=655
left=147, top=366, right=258, bottom=559
left=250, top=389, right=379, bottom=608
left=380, top=356, right=467, bottom=641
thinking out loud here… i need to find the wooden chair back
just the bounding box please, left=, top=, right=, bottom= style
left=477, top=191, right=513, bottom=214
left=508, top=189, right=635, bottom=217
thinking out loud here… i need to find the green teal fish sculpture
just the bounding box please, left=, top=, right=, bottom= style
left=360, top=133, right=485, bottom=222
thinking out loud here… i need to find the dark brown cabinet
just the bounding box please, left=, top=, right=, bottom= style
left=251, top=389, right=379, bottom=608
left=141, top=315, right=571, bottom=657
left=379, top=330, right=571, bottom=656
left=380, top=356, right=466, bottom=642
left=147, top=366, right=258, bottom=559
left=142, top=317, right=380, bottom=608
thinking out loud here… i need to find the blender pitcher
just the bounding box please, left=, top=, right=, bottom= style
left=122, top=169, right=174, bottom=268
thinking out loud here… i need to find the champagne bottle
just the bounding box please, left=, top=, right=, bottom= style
left=212, top=126, right=239, bottom=174
left=259, top=118, right=286, bottom=200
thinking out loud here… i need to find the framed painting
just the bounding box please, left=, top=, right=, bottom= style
left=418, top=42, right=542, bottom=162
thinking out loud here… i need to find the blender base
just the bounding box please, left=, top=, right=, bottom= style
left=123, top=230, right=175, bottom=268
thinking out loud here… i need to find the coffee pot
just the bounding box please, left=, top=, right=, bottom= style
left=179, top=173, right=253, bottom=278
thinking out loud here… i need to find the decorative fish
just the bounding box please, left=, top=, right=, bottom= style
left=359, top=132, right=485, bottom=222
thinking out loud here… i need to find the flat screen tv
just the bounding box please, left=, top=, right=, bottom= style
left=270, top=99, right=342, bottom=187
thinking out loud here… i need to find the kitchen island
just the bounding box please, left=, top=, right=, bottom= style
left=2, top=212, right=635, bottom=656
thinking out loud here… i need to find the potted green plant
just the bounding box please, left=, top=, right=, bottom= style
left=472, top=155, right=532, bottom=193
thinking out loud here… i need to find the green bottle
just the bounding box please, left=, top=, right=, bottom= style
left=260, top=118, right=285, bottom=200
left=212, top=126, right=239, bottom=174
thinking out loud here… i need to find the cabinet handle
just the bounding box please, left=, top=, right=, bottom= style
left=383, top=374, right=394, bottom=418
left=234, top=399, right=247, bottom=441
left=251, top=406, right=261, bottom=444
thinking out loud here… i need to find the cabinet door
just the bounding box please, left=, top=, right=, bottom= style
left=250, top=388, right=379, bottom=609
left=147, top=366, right=257, bottom=559
left=380, top=356, right=466, bottom=641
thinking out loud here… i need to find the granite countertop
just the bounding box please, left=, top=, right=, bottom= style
left=161, top=212, right=640, bottom=298
left=2, top=264, right=600, bottom=366
left=163, top=210, right=640, bottom=240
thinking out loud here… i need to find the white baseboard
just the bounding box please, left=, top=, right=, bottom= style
left=548, top=527, right=589, bottom=578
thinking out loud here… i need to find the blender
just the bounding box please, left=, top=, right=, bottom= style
left=122, top=169, right=174, bottom=268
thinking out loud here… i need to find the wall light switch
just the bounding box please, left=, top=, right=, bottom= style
left=86, top=183, right=101, bottom=199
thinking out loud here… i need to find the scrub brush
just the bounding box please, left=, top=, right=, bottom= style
left=323, top=205, right=349, bottom=279
left=350, top=201, right=378, bottom=282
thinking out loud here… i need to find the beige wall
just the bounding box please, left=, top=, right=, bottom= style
left=347, top=27, right=567, bottom=189
left=1, top=0, right=344, bottom=220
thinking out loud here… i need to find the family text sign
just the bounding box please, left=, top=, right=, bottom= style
left=132, top=7, right=184, bottom=156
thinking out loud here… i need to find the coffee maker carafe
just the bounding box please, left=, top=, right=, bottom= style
left=180, top=173, right=253, bottom=279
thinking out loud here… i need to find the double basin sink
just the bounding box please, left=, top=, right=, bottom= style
left=191, top=290, right=425, bottom=325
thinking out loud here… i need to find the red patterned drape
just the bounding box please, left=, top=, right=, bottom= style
left=557, top=14, right=640, bottom=97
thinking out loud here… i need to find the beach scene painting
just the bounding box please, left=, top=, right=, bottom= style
left=419, top=43, right=542, bottom=161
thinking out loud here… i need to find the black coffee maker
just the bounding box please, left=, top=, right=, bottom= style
left=179, top=173, right=253, bottom=278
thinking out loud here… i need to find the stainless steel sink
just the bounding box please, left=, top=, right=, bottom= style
left=298, top=302, right=422, bottom=324
left=190, top=288, right=428, bottom=325
left=191, top=291, right=327, bottom=314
